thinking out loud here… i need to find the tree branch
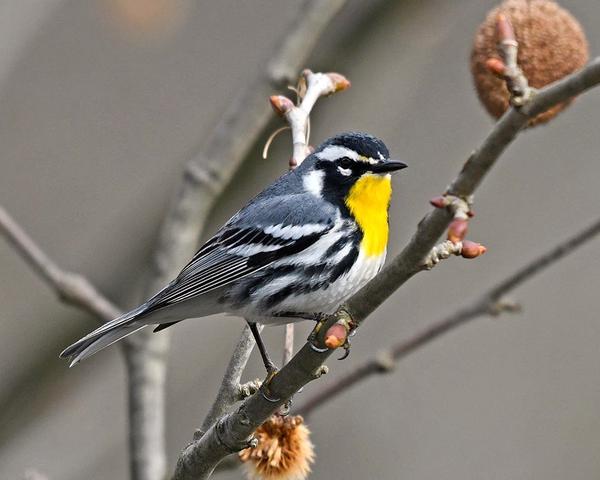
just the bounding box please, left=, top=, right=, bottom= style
left=0, top=204, right=121, bottom=321
left=171, top=56, right=600, bottom=480
left=297, top=215, right=600, bottom=416
left=345, top=56, right=600, bottom=323
left=200, top=325, right=261, bottom=433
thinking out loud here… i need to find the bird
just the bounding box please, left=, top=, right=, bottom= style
left=60, top=132, right=407, bottom=371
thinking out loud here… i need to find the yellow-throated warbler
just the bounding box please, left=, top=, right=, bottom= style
left=60, top=132, right=407, bottom=368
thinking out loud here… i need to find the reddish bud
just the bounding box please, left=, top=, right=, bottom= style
left=496, top=13, right=516, bottom=43
left=485, top=58, right=507, bottom=77
left=448, top=218, right=468, bottom=243
left=461, top=240, right=487, bottom=259
left=467, top=210, right=475, bottom=218
left=269, top=95, right=294, bottom=116
left=326, top=72, right=351, bottom=93
left=430, top=196, right=447, bottom=209
left=324, top=323, right=347, bottom=349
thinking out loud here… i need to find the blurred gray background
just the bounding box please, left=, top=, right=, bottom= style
left=1, top=0, right=599, bottom=478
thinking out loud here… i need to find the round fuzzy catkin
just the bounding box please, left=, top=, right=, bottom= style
left=471, top=0, right=589, bottom=125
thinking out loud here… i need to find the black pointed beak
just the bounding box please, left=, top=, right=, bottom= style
left=370, top=160, right=407, bottom=173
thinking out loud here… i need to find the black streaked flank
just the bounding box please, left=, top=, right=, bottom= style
left=252, top=237, right=360, bottom=313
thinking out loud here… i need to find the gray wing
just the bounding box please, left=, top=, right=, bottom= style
left=60, top=189, right=336, bottom=363
left=147, top=192, right=337, bottom=310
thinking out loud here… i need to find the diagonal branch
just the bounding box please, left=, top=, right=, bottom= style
left=200, top=325, right=261, bottom=434
left=172, top=56, right=600, bottom=480
left=0, top=204, right=120, bottom=321
left=346, top=56, right=600, bottom=323
left=297, top=215, right=600, bottom=416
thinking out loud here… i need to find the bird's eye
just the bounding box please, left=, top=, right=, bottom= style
left=339, top=157, right=352, bottom=169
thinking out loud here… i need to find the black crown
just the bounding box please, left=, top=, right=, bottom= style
left=319, top=132, right=389, bottom=160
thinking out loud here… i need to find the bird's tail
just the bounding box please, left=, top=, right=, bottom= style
left=60, top=304, right=149, bottom=367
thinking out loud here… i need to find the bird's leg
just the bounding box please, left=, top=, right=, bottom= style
left=248, top=322, right=283, bottom=402
left=248, top=321, right=278, bottom=375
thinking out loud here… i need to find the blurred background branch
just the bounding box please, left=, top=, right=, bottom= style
left=0, top=205, right=120, bottom=322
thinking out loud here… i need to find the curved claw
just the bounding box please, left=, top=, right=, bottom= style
left=337, top=341, right=351, bottom=360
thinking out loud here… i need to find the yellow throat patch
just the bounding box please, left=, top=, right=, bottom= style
left=344, top=174, right=391, bottom=257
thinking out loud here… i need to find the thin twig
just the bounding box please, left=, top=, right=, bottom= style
left=282, top=324, right=295, bottom=365
left=497, top=13, right=533, bottom=106
left=269, top=69, right=350, bottom=364
left=0, top=205, right=121, bottom=321
left=170, top=55, right=600, bottom=480
left=297, top=216, right=600, bottom=416
left=200, top=325, right=260, bottom=433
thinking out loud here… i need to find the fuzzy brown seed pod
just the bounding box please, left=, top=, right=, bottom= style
left=471, top=0, right=589, bottom=125
left=240, top=415, right=315, bottom=480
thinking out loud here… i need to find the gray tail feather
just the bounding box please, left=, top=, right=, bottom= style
left=60, top=304, right=149, bottom=367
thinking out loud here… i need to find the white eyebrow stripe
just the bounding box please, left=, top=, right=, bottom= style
left=315, top=145, right=359, bottom=161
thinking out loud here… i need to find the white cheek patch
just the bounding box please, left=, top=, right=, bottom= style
left=337, top=166, right=352, bottom=176
left=316, top=145, right=359, bottom=162
left=303, top=169, right=325, bottom=197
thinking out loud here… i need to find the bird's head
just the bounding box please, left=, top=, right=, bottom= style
left=299, top=131, right=407, bottom=202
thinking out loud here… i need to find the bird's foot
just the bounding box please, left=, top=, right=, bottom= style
left=307, top=313, right=330, bottom=353
left=259, top=366, right=281, bottom=403
left=308, top=309, right=357, bottom=357
left=338, top=337, right=352, bottom=360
